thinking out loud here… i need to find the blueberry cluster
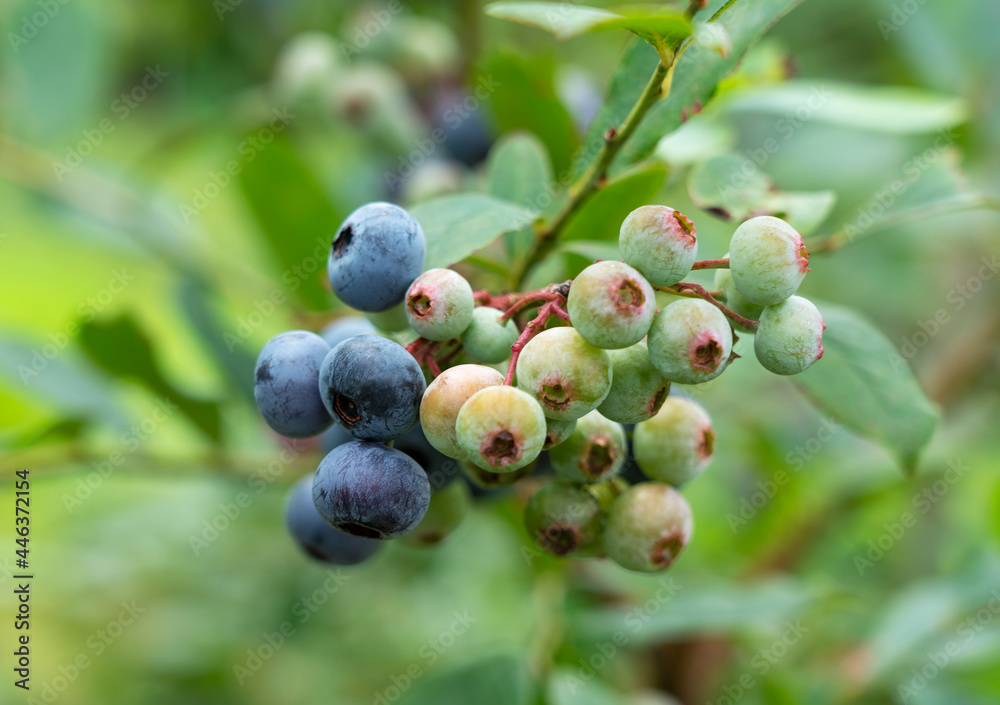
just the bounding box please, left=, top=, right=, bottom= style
left=256, top=201, right=824, bottom=574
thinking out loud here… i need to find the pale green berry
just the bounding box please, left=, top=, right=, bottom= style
left=633, top=396, right=714, bottom=485
left=524, top=480, right=603, bottom=556
left=400, top=480, right=470, bottom=547
left=598, top=341, right=671, bottom=424
left=419, top=364, right=504, bottom=459
left=619, top=205, right=698, bottom=287
left=604, top=482, right=693, bottom=573
left=714, top=259, right=764, bottom=334
left=647, top=299, right=733, bottom=384
left=754, top=295, right=825, bottom=375
left=365, top=302, right=410, bottom=332
left=729, top=215, right=810, bottom=306
left=461, top=307, right=518, bottom=363
left=405, top=268, right=474, bottom=341
left=543, top=417, right=577, bottom=450
left=456, top=385, right=546, bottom=472
left=567, top=261, right=656, bottom=349
left=515, top=327, right=612, bottom=421
left=550, top=410, right=628, bottom=484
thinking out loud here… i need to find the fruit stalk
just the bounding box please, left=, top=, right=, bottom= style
left=657, top=282, right=760, bottom=332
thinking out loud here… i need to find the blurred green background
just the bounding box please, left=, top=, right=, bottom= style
left=1, top=0, right=999, bottom=703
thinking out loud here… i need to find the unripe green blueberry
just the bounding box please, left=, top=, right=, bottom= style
left=714, top=259, right=764, bottom=334
left=419, top=364, right=504, bottom=459
left=598, top=341, right=671, bottom=424
left=456, top=385, right=546, bottom=472
left=400, top=480, right=470, bottom=547
left=754, top=295, right=825, bottom=375
left=647, top=299, right=733, bottom=384
left=543, top=417, right=577, bottom=450
left=515, top=327, right=612, bottom=421
left=567, top=261, right=656, bottom=349
left=459, top=458, right=533, bottom=489
left=633, top=396, right=714, bottom=485
left=729, top=215, right=810, bottom=306
left=604, top=482, right=693, bottom=573
left=619, top=205, right=698, bottom=287
left=524, top=480, right=603, bottom=556
left=550, top=410, right=628, bottom=484
left=461, top=307, right=518, bottom=363
left=405, top=268, right=474, bottom=341
left=365, top=302, right=410, bottom=332
left=585, top=476, right=630, bottom=513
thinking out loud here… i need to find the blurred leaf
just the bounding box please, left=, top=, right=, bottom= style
left=178, top=277, right=255, bottom=403
left=0, top=337, right=126, bottom=430
left=654, top=114, right=737, bottom=165
left=238, top=136, right=339, bottom=311
left=723, top=81, right=967, bottom=134
left=574, top=578, right=813, bottom=645
left=688, top=154, right=835, bottom=234
left=607, top=0, right=807, bottom=174
left=487, top=132, right=553, bottom=209
left=487, top=133, right=553, bottom=264
left=411, top=194, right=538, bottom=269
left=78, top=316, right=222, bottom=441
left=3, top=1, right=109, bottom=142
left=398, top=652, right=534, bottom=705
left=482, top=51, right=580, bottom=175
left=794, top=305, right=938, bottom=474
left=563, top=164, right=667, bottom=242
left=555, top=241, right=622, bottom=262
left=486, top=3, right=690, bottom=44
left=547, top=668, right=630, bottom=705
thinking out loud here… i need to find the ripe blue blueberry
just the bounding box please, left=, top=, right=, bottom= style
left=254, top=330, right=332, bottom=438
left=327, top=202, right=426, bottom=313
left=285, top=475, right=381, bottom=565
left=319, top=334, right=426, bottom=442
left=312, top=441, right=431, bottom=539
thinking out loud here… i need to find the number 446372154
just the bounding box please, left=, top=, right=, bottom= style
left=15, top=469, right=29, bottom=565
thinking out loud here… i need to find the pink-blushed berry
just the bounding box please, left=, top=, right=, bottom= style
left=515, top=327, right=613, bottom=421
left=619, top=205, right=698, bottom=287
left=419, top=364, right=504, bottom=459
left=633, top=396, right=714, bottom=485
left=455, top=385, right=546, bottom=473
left=647, top=299, right=733, bottom=384
left=754, top=295, right=825, bottom=375
left=405, top=268, right=475, bottom=341
left=567, top=261, right=656, bottom=349
left=728, top=215, right=809, bottom=306
left=604, top=482, right=693, bottom=573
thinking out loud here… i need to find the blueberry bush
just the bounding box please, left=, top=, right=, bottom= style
left=2, top=0, right=1000, bottom=704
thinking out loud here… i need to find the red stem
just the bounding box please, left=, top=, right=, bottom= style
left=662, top=281, right=759, bottom=332
left=690, top=257, right=730, bottom=270
left=503, top=299, right=567, bottom=385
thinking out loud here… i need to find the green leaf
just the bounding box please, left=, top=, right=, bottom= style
left=723, top=81, right=967, bottom=134
left=688, top=154, right=836, bottom=235
left=411, top=194, right=538, bottom=269
left=487, top=133, right=553, bottom=264
left=482, top=51, right=580, bottom=175
left=238, top=137, right=340, bottom=311
left=794, top=305, right=939, bottom=473
left=555, top=241, right=622, bottom=262
left=562, top=163, right=667, bottom=242
left=547, top=669, right=630, bottom=705
left=398, top=653, right=534, bottom=705
left=77, top=316, right=222, bottom=442
left=485, top=3, right=690, bottom=44
left=607, top=0, right=808, bottom=173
